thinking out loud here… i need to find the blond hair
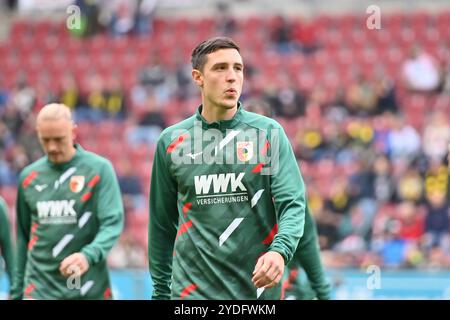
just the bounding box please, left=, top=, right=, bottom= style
left=37, top=103, right=73, bottom=123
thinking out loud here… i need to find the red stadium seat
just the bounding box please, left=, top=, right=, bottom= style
left=9, top=20, right=30, bottom=39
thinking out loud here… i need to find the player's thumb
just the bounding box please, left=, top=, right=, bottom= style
left=253, top=255, right=265, bottom=275
left=60, top=254, right=76, bottom=269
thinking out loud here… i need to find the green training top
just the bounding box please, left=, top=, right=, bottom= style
left=149, top=103, right=306, bottom=300
left=11, top=144, right=124, bottom=300
left=285, top=205, right=331, bottom=300
left=0, top=196, right=14, bottom=285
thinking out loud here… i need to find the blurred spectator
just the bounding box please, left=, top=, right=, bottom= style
left=126, top=93, right=166, bottom=147
left=109, top=234, right=146, bottom=268
left=10, top=76, right=35, bottom=117
left=75, top=0, right=101, bottom=37
left=277, top=84, right=306, bottom=118
left=292, top=16, right=319, bottom=54
left=422, top=110, right=450, bottom=162
left=138, top=54, right=171, bottom=104
left=345, top=73, right=378, bottom=116
left=320, top=121, right=349, bottom=162
left=387, top=113, right=421, bottom=162
left=215, top=1, right=237, bottom=35
left=295, top=121, right=324, bottom=161
left=33, top=73, right=58, bottom=111
left=109, top=0, right=137, bottom=37
left=4, top=144, right=29, bottom=180
left=402, top=44, right=442, bottom=93
left=76, top=73, right=126, bottom=121
left=1, top=104, right=24, bottom=136
left=244, top=98, right=272, bottom=117
left=371, top=154, right=396, bottom=203
left=134, top=0, right=157, bottom=36
left=78, top=73, right=106, bottom=122
left=0, top=78, right=9, bottom=111
left=371, top=113, right=392, bottom=154
left=426, top=246, right=450, bottom=268
left=375, top=219, right=409, bottom=268
left=424, top=158, right=449, bottom=199
left=397, top=201, right=424, bottom=243
left=59, top=73, right=80, bottom=110
left=423, top=192, right=450, bottom=251
left=0, top=122, right=13, bottom=151
left=5, top=0, right=17, bottom=11
left=270, top=15, right=296, bottom=54
left=315, top=208, right=340, bottom=251
left=337, top=201, right=375, bottom=249
left=345, top=118, right=374, bottom=147
left=117, top=158, right=145, bottom=210
left=396, top=166, right=423, bottom=203
left=104, top=77, right=127, bottom=120
left=373, top=72, right=398, bottom=114
left=173, top=56, right=197, bottom=101
left=348, top=158, right=376, bottom=201
left=15, top=115, right=43, bottom=163
left=0, top=155, right=16, bottom=186
left=325, top=177, right=353, bottom=216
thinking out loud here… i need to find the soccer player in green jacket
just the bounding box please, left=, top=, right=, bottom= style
left=11, top=103, right=124, bottom=300
left=149, top=37, right=307, bottom=299
left=0, top=196, right=14, bottom=296
left=244, top=98, right=331, bottom=300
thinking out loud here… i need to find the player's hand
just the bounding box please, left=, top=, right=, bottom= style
left=252, top=251, right=285, bottom=289
left=59, top=253, right=90, bottom=278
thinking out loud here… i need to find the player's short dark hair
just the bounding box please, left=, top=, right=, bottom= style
left=191, top=36, right=240, bottom=71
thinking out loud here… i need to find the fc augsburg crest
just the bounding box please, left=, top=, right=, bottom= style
left=70, top=176, right=85, bottom=193
left=236, top=141, right=254, bottom=162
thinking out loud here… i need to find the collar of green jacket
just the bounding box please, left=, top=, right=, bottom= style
left=195, top=101, right=244, bottom=130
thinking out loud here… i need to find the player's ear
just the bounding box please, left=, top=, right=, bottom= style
left=192, top=69, right=203, bottom=87
left=72, top=122, right=78, bottom=140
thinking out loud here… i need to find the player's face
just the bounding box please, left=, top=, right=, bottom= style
left=37, top=118, right=77, bottom=164
left=193, top=48, right=243, bottom=110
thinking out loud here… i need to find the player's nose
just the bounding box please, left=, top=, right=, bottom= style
left=225, top=69, right=237, bottom=82
left=47, top=142, right=58, bottom=153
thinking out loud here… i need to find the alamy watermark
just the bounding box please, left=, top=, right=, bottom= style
left=169, top=121, right=280, bottom=175
left=66, top=265, right=81, bottom=290
left=66, top=5, right=81, bottom=30
left=366, top=264, right=381, bottom=290
left=366, top=5, right=382, bottom=30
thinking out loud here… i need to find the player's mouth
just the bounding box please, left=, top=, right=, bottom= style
left=49, top=153, right=62, bottom=160
left=224, top=89, right=237, bottom=96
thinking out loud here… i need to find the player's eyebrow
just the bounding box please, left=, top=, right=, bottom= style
left=41, top=135, right=66, bottom=140
left=211, top=62, right=243, bottom=69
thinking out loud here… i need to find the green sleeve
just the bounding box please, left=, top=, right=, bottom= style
left=10, top=182, right=31, bottom=300
left=289, top=206, right=331, bottom=300
left=0, top=197, right=15, bottom=285
left=148, top=136, right=179, bottom=300
left=81, top=160, right=124, bottom=266
left=268, top=126, right=306, bottom=264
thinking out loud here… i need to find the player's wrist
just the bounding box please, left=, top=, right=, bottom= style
left=268, top=249, right=287, bottom=264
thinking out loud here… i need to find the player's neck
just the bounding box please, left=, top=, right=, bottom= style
left=68, top=146, right=77, bottom=160
left=201, top=103, right=237, bottom=123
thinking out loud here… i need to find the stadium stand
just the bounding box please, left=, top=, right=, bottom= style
left=0, top=1, right=449, bottom=271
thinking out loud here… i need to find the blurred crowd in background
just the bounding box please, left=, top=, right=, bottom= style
left=0, top=0, right=449, bottom=270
